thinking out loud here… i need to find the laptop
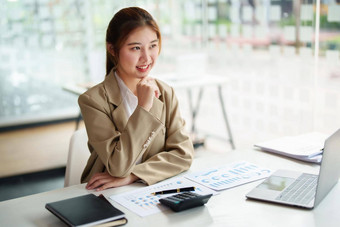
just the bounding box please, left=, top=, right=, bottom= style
left=246, top=128, right=340, bottom=209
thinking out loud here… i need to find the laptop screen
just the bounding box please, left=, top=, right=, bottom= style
left=314, top=129, right=340, bottom=207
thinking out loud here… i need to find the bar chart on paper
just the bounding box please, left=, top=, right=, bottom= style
left=109, top=177, right=216, bottom=217
left=185, top=161, right=272, bottom=191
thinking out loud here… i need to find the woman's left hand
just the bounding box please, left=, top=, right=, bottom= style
left=86, top=172, right=139, bottom=191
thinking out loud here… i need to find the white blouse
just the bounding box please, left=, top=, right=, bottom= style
left=114, top=72, right=138, bottom=119
left=114, top=72, right=142, bottom=164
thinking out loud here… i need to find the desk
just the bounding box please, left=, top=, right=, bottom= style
left=63, top=74, right=235, bottom=149
left=1, top=148, right=339, bottom=227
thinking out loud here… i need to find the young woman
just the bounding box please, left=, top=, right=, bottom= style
left=78, top=7, right=194, bottom=191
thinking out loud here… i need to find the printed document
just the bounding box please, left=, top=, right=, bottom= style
left=109, top=177, right=216, bottom=217
left=254, top=132, right=328, bottom=163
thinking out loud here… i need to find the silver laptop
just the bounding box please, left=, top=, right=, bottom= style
left=246, top=128, right=340, bottom=209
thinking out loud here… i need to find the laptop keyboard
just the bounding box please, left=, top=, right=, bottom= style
left=276, top=173, right=318, bottom=205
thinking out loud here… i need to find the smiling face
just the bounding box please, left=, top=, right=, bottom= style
left=115, top=26, right=159, bottom=87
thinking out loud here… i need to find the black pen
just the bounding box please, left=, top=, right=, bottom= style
left=152, top=186, right=195, bottom=195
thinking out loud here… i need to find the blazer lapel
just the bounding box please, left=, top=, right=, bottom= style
left=103, top=71, right=128, bottom=132
left=103, top=70, right=165, bottom=132
left=149, top=96, right=164, bottom=123
left=112, top=103, right=128, bottom=132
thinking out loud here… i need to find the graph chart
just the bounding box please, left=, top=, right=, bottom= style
left=185, top=161, right=272, bottom=191
left=110, top=177, right=216, bottom=217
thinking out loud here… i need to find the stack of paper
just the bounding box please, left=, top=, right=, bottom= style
left=110, top=160, right=271, bottom=217
left=254, top=132, right=328, bottom=163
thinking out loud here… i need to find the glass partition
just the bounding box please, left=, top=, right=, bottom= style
left=1, top=0, right=339, bottom=148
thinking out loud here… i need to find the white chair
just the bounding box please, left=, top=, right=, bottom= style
left=64, top=128, right=90, bottom=187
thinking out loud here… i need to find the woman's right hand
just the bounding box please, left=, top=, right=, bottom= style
left=136, top=77, right=160, bottom=111
left=86, top=172, right=139, bottom=191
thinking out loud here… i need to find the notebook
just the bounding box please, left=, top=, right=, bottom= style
left=246, top=128, right=340, bottom=209
left=45, top=194, right=126, bottom=227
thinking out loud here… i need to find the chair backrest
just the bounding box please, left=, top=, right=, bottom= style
left=64, top=128, right=89, bottom=187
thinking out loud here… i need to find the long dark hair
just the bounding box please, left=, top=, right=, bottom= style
left=105, top=7, right=162, bottom=75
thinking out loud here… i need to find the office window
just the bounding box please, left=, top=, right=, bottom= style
left=1, top=0, right=339, bottom=148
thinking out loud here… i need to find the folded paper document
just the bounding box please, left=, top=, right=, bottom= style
left=254, top=132, right=328, bottom=163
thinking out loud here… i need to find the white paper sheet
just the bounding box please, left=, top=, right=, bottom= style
left=109, top=177, right=216, bottom=217
left=185, top=161, right=272, bottom=191
left=254, top=132, right=328, bottom=163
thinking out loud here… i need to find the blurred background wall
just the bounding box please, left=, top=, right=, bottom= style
left=0, top=0, right=339, bottom=177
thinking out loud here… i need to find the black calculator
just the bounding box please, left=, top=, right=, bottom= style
left=159, top=192, right=212, bottom=212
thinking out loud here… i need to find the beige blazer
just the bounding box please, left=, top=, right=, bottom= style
left=78, top=70, right=194, bottom=185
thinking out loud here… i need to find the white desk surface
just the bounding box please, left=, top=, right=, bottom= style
left=1, top=148, right=339, bottom=227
